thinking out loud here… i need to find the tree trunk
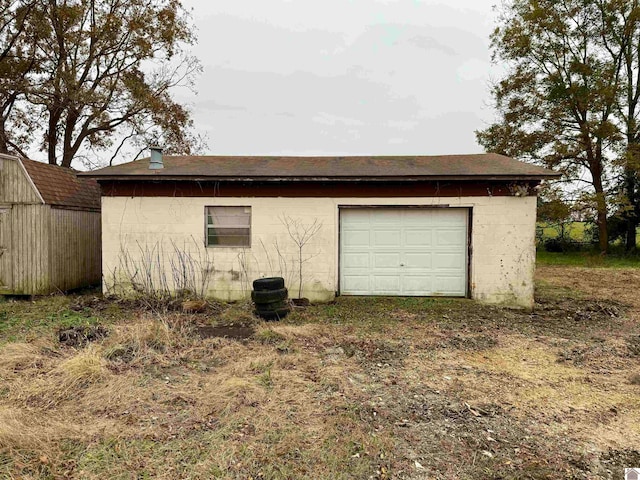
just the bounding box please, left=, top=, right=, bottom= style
left=626, top=220, right=637, bottom=250
left=47, top=113, right=58, bottom=165
left=594, top=188, right=608, bottom=254
left=624, top=170, right=638, bottom=250
left=0, top=123, right=9, bottom=154
left=590, top=156, right=608, bottom=253
left=61, top=109, right=79, bottom=168
left=61, top=149, right=74, bottom=168
left=587, top=138, right=608, bottom=254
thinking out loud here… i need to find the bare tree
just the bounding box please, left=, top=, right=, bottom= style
left=0, top=0, right=42, bottom=155
left=0, top=0, right=205, bottom=167
left=280, top=215, right=322, bottom=299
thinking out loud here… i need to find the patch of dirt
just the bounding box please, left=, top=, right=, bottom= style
left=446, top=333, right=498, bottom=351
left=339, top=338, right=408, bottom=368
left=387, top=385, right=590, bottom=479
left=103, top=343, right=136, bottom=363
left=400, top=295, right=629, bottom=341
left=502, top=296, right=626, bottom=339
left=556, top=341, right=630, bottom=371
left=291, top=298, right=310, bottom=307
left=58, top=325, right=109, bottom=347
left=69, top=296, right=111, bottom=313
left=537, top=266, right=640, bottom=311
left=534, top=296, right=623, bottom=321
left=596, top=449, right=640, bottom=479
left=196, top=325, right=255, bottom=340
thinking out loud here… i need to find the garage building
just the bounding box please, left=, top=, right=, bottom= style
left=82, top=151, right=558, bottom=307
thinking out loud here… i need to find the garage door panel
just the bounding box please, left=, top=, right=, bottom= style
left=343, top=252, right=370, bottom=268
left=340, top=208, right=467, bottom=297
left=436, top=228, right=466, bottom=246
left=435, top=210, right=467, bottom=225
left=402, top=275, right=433, bottom=294
left=343, top=230, right=370, bottom=246
left=372, top=275, right=401, bottom=294
left=342, top=275, right=370, bottom=293
left=342, top=210, right=371, bottom=224
left=403, top=252, right=432, bottom=269
left=403, top=210, right=433, bottom=223
left=373, top=230, right=401, bottom=246
left=432, top=275, right=466, bottom=295
left=404, top=230, right=433, bottom=246
left=433, top=252, right=465, bottom=269
left=373, top=252, right=401, bottom=268
left=374, top=211, right=402, bottom=224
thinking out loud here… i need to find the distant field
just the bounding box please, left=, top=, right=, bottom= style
left=537, top=221, right=588, bottom=242
left=536, top=222, right=640, bottom=267
left=538, top=221, right=640, bottom=244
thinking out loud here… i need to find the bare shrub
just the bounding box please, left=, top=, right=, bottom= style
left=106, top=236, right=215, bottom=305
left=258, top=237, right=295, bottom=288
left=236, top=248, right=258, bottom=296
left=169, top=238, right=216, bottom=299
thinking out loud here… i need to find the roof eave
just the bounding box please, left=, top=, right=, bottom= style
left=83, top=174, right=560, bottom=182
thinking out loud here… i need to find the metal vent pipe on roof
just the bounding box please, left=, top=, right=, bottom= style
left=149, top=146, right=163, bottom=169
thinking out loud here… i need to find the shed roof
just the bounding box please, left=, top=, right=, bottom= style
left=21, top=159, right=101, bottom=210
left=81, top=153, right=559, bottom=181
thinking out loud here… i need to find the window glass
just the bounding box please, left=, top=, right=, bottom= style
left=206, top=206, right=251, bottom=247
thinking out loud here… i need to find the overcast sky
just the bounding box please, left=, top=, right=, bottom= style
left=177, top=0, right=501, bottom=156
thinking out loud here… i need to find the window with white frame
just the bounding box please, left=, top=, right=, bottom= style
left=205, top=206, right=251, bottom=247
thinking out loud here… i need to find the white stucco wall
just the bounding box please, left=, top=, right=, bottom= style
left=101, top=195, right=537, bottom=307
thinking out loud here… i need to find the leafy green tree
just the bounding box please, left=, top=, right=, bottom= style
left=477, top=0, right=623, bottom=253
left=601, top=0, right=640, bottom=249
left=0, top=0, right=204, bottom=167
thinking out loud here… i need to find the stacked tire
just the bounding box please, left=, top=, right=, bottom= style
left=252, top=277, right=290, bottom=320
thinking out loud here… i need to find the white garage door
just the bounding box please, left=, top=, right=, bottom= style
left=340, top=208, right=468, bottom=296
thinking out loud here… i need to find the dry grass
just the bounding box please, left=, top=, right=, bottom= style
left=9, top=345, right=108, bottom=410
left=58, top=346, right=107, bottom=383
left=0, top=408, right=74, bottom=451
left=0, top=305, right=395, bottom=478
left=0, top=342, right=45, bottom=373
left=0, top=267, right=640, bottom=478
left=102, top=318, right=171, bottom=366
